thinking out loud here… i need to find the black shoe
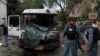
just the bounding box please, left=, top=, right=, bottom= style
left=4, top=45, right=8, bottom=47
left=4, top=44, right=8, bottom=47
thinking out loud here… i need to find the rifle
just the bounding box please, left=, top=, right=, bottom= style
left=75, top=37, right=85, bottom=56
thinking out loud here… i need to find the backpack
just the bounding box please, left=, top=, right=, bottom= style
left=93, top=28, right=99, bottom=44
left=86, top=27, right=99, bottom=45
left=64, top=25, right=78, bottom=40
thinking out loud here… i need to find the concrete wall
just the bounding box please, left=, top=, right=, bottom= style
left=0, top=0, right=7, bottom=25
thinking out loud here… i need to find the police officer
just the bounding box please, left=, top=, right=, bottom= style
left=60, top=18, right=83, bottom=56
left=84, top=22, right=99, bottom=56
left=1, top=24, right=8, bottom=47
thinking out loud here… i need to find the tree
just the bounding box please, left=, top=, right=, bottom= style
left=7, top=0, right=44, bottom=15
left=22, top=0, right=43, bottom=9
left=7, top=0, right=20, bottom=15
left=43, top=0, right=82, bottom=22
left=18, top=0, right=44, bottom=14
left=95, top=0, right=100, bottom=18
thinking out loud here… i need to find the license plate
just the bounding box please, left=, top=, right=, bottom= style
left=34, top=45, right=44, bottom=50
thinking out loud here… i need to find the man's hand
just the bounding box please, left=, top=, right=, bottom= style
left=59, top=37, right=64, bottom=45
left=60, top=40, right=64, bottom=45
left=75, top=37, right=83, bottom=45
left=86, top=47, right=91, bottom=52
left=79, top=39, right=83, bottom=45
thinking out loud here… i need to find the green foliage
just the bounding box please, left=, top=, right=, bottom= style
left=54, top=11, right=64, bottom=21
left=18, top=0, right=44, bottom=14
left=7, top=0, right=44, bottom=15
left=7, top=0, right=83, bottom=21
left=81, top=18, right=88, bottom=21
left=21, top=0, right=43, bottom=9
left=91, top=0, right=95, bottom=2
left=7, top=0, right=20, bottom=15
left=81, top=7, right=91, bottom=20
left=71, top=0, right=81, bottom=4
left=52, top=0, right=83, bottom=22
left=96, top=1, right=100, bottom=18
left=86, top=7, right=91, bottom=13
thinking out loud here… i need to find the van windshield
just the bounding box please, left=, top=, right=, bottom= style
left=23, top=14, right=56, bottom=27
left=9, top=16, right=19, bottom=27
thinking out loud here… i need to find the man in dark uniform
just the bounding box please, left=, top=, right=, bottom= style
left=60, top=18, right=83, bottom=56
left=1, top=24, right=8, bottom=47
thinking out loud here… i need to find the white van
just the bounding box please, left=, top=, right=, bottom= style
left=8, top=15, right=25, bottom=38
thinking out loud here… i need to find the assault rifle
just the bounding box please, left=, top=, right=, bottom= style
left=75, top=37, right=85, bottom=56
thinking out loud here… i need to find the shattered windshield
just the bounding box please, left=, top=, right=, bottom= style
left=23, top=14, right=56, bottom=27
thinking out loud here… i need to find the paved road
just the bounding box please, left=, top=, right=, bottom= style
left=0, top=36, right=100, bottom=56
left=38, top=47, right=83, bottom=56
left=38, top=41, right=100, bottom=56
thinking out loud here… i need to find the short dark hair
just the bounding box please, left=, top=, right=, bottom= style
left=0, top=24, right=5, bottom=27
left=68, top=18, right=75, bottom=22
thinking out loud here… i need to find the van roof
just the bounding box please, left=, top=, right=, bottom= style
left=23, top=9, right=57, bottom=14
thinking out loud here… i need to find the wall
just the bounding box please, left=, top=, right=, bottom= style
left=0, top=0, right=7, bottom=25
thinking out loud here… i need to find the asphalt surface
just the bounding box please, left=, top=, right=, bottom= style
left=38, top=42, right=100, bottom=56
left=0, top=36, right=100, bottom=56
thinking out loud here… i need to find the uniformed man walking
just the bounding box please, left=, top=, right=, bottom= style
left=84, top=22, right=99, bottom=56
left=60, top=18, right=83, bottom=56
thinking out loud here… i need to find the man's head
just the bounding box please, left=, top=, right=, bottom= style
left=67, top=18, right=75, bottom=25
left=0, top=24, right=5, bottom=27
left=92, top=21, right=98, bottom=28
left=84, top=22, right=91, bottom=28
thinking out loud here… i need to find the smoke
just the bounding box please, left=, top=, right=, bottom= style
left=43, top=0, right=66, bottom=11
left=43, top=0, right=49, bottom=9
left=19, top=0, right=24, bottom=2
